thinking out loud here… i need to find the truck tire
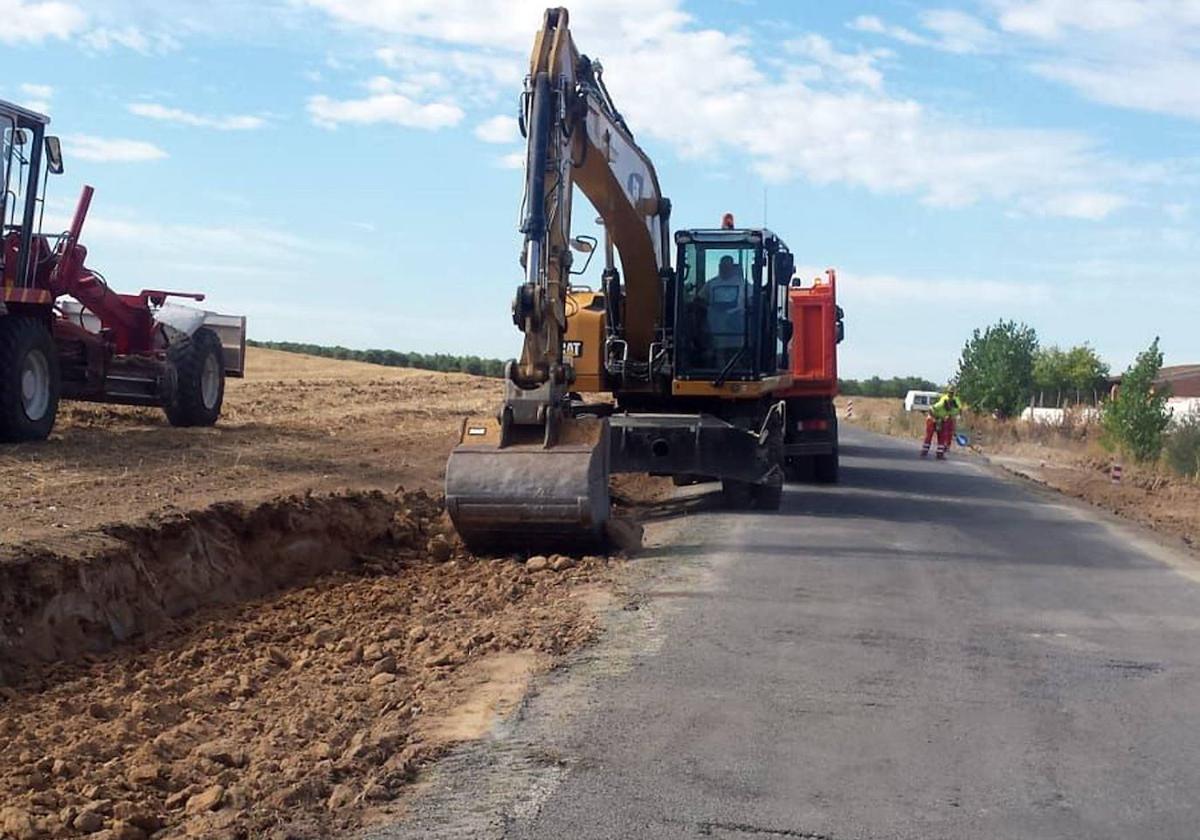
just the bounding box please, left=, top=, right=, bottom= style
left=0, top=316, right=60, bottom=442
left=814, top=448, right=839, bottom=484
left=164, top=327, right=225, bottom=427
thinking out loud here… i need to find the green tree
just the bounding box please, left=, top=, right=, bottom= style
left=1064, top=344, right=1110, bottom=404
left=1032, top=346, right=1069, bottom=406
left=956, top=320, right=1038, bottom=418
left=1102, top=337, right=1171, bottom=463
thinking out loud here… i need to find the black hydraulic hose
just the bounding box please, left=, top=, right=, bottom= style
left=520, top=72, right=552, bottom=240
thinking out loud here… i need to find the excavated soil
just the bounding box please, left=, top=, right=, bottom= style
left=0, top=489, right=618, bottom=839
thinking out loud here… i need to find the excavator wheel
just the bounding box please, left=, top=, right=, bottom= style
left=0, top=315, right=60, bottom=442
left=165, top=327, right=225, bottom=427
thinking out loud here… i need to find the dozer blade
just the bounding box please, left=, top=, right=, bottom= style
left=445, top=415, right=610, bottom=553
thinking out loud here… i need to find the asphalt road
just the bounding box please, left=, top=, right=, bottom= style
left=371, top=426, right=1200, bottom=840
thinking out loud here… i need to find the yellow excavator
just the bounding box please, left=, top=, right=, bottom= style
left=446, top=7, right=801, bottom=551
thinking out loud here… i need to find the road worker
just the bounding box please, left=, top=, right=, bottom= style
left=921, top=386, right=966, bottom=460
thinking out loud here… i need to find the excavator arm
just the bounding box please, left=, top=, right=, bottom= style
left=512, top=7, right=670, bottom=391
left=446, top=7, right=670, bottom=551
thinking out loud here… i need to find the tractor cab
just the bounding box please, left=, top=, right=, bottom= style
left=1, top=100, right=64, bottom=294
left=673, top=224, right=794, bottom=384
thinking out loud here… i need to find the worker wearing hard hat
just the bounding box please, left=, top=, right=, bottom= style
left=921, top=386, right=966, bottom=460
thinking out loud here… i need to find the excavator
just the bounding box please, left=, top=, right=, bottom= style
left=446, top=7, right=814, bottom=551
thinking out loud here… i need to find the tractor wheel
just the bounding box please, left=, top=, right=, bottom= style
left=0, top=316, right=60, bottom=442
left=750, top=477, right=783, bottom=511
left=814, top=448, right=840, bottom=484
left=165, top=327, right=225, bottom=427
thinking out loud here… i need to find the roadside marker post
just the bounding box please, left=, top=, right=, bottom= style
left=1112, top=463, right=1123, bottom=485
left=846, top=400, right=854, bottom=420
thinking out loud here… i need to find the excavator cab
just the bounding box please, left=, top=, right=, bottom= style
left=673, top=229, right=793, bottom=382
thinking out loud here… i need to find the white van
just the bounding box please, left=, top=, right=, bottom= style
left=904, top=390, right=941, bottom=412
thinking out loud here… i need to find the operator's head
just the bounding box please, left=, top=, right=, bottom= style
left=946, top=383, right=957, bottom=396
left=718, top=256, right=737, bottom=279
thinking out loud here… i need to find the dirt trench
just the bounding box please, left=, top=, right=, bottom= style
left=0, top=492, right=409, bottom=683
left=0, top=490, right=620, bottom=839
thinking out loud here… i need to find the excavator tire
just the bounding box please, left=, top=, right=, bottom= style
left=164, top=327, right=225, bottom=427
left=0, top=315, right=60, bottom=442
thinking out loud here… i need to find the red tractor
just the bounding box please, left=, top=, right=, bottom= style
left=1, top=100, right=245, bottom=442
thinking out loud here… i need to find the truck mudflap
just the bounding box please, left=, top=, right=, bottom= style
left=445, top=414, right=611, bottom=554
left=609, top=405, right=784, bottom=484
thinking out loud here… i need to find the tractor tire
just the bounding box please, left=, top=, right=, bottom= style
left=164, top=327, right=225, bottom=427
left=814, top=448, right=840, bottom=484
left=750, top=477, right=783, bottom=511
left=0, top=316, right=60, bottom=442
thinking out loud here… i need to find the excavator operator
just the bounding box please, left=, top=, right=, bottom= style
left=703, top=256, right=748, bottom=360
left=921, top=385, right=966, bottom=460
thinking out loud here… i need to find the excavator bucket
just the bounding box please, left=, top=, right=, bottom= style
left=445, top=415, right=611, bottom=553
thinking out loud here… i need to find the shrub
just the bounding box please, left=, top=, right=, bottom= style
left=1101, top=338, right=1171, bottom=463
left=1165, top=411, right=1200, bottom=479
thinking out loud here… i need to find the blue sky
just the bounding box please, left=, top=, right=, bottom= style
left=3, top=0, right=1197, bottom=380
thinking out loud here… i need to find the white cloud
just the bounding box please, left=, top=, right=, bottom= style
left=307, top=75, right=463, bottom=129
left=128, top=103, right=266, bottom=131
left=785, top=34, right=886, bottom=91
left=919, top=9, right=996, bottom=54
left=83, top=25, right=180, bottom=54
left=18, top=82, right=53, bottom=114
left=849, top=14, right=934, bottom=47
left=863, top=2, right=1200, bottom=121
left=302, top=0, right=1154, bottom=219
left=992, top=0, right=1200, bottom=120
left=66, top=135, right=168, bottom=163
left=307, top=94, right=462, bottom=130
left=1038, top=191, right=1128, bottom=221
left=849, top=10, right=995, bottom=54
left=474, top=114, right=519, bottom=144
left=802, top=264, right=1051, bottom=305
left=0, top=0, right=86, bottom=44
left=496, top=150, right=525, bottom=170
left=20, top=83, right=54, bottom=100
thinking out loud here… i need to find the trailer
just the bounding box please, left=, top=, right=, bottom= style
left=1, top=100, right=245, bottom=442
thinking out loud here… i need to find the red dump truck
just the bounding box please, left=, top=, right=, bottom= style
left=781, top=270, right=844, bottom=483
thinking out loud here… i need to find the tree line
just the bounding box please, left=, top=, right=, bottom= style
left=839, top=376, right=940, bottom=398
left=956, top=320, right=1110, bottom=417
left=955, top=320, right=1190, bottom=470
left=247, top=340, right=507, bottom=378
